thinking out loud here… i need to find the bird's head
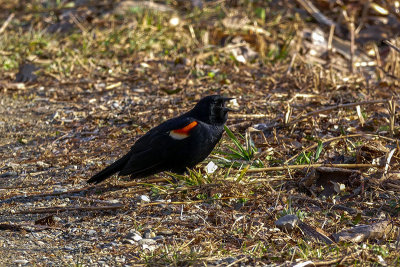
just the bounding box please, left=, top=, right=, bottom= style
left=191, top=95, right=234, bottom=125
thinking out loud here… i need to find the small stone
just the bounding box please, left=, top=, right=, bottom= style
left=53, top=216, right=62, bottom=222
left=112, top=102, right=120, bottom=109
left=205, top=161, right=218, bottom=174
left=275, top=214, right=299, bottom=231
left=144, top=230, right=155, bottom=239
left=87, top=229, right=97, bottom=236
left=0, top=171, right=17, bottom=178
left=14, top=259, right=29, bottom=264
left=225, top=257, right=237, bottom=264
left=142, top=244, right=156, bottom=251
left=122, top=239, right=135, bottom=245
left=138, top=238, right=156, bottom=246
left=53, top=188, right=67, bottom=193
left=139, top=195, right=150, bottom=202
left=36, top=241, right=45, bottom=246
left=126, top=232, right=142, bottom=241
left=36, top=161, right=50, bottom=168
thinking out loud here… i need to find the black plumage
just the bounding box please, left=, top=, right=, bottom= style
left=87, top=95, right=233, bottom=184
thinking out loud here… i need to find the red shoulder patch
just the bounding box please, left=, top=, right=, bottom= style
left=169, top=121, right=198, bottom=140
left=173, top=121, right=198, bottom=134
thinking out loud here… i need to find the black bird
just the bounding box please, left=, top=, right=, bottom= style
left=87, top=95, right=233, bottom=184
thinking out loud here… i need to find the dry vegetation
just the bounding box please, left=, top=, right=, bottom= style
left=1, top=0, right=400, bottom=266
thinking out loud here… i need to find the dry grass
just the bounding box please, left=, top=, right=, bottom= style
left=0, top=0, right=400, bottom=266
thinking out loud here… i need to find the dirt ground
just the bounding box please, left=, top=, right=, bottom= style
left=1, top=1, right=400, bottom=266
left=0, top=83, right=276, bottom=266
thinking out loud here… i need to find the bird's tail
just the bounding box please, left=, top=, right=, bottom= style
left=87, top=153, right=131, bottom=184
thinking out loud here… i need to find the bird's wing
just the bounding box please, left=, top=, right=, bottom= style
left=118, top=117, right=199, bottom=176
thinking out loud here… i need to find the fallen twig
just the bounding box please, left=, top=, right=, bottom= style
left=0, top=223, right=61, bottom=231
left=244, top=163, right=377, bottom=173
left=332, top=220, right=395, bottom=243
left=139, top=196, right=257, bottom=207
left=260, top=99, right=391, bottom=132
left=1, top=186, right=93, bottom=202
left=295, top=0, right=335, bottom=27
left=384, top=40, right=400, bottom=54
left=303, top=256, right=349, bottom=266
left=1, top=177, right=176, bottom=203
left=298, top=221, right=334, bottom=245
left=229, top=113, right=269, bottom=119
left=18, top=205, right=125, bottom=214
left=289, top=100, right=389, bottom=126
left=285, top=133, right=398, bottom=164
left=0, top=13, right=15, bottom=34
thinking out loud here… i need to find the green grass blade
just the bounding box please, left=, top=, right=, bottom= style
left=315, top=140, right=323, bottom=161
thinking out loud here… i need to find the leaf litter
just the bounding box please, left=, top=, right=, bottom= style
left=0, top=0, right=400, bottom=265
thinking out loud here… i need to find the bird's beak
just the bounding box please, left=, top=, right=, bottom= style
left=222, top=97, right=234, bottom=102
left=222, top=97, right=237, bottom=112
left=223, top=107, right=235, bottom=112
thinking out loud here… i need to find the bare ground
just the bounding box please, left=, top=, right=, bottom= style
left=1, top=1, right=400, bottom=266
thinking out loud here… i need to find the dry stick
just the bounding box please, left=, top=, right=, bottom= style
left=0, top=186, right=93, bottom=201
left=120, top=177, right=173, bottom=187
left=299, top=53, right=349, bottom=73
left=284, top=133, right=398, bottom=164
left=263, top=99, right=390, bottom=131
left=4, top=2, right=114, bottom=15
left=139, top=196, right=255, bottom=208
left=327, top=24, right=335, bottom=54
left=244, top=163, right=377, bottom=173
left=295, top=0, right=335, bottom=27
left=2, top=177, right=173, bottom=200
left=384, top=40, right=400, bottom=54
left=68, top=196, right=121, bottom=205
left=229, top=113, right=269, bottom=119
left=312, top=257, right=345, bottom=266
left=377, top=65, right=400, bottom=82
left=286, top=52, right=297, bottom=75
left=18, top=205, right=125, bottom=214
left=140, top=200, right=203, bottom=207
left=0, top=13, right=15, bottom=34
left=349, top=17, right=355, bottom=73
left=288, top=99, right=389, bottom=126
left=226, top=257, right=247, bottom=267
left=70, top=13, right=87, bottom=33
left=388, top=98, right=396, bottom=137
left=0, top=223, right=62, bottom=232
left=20, top=196, right=254, bottom=214
left=14, top=186, right=93, bottom=199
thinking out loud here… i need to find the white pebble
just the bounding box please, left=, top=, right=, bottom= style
left=139, top=195, right=150, bottom=202
left=87, top=229, right=97, bottom=236
left=14, top=260, right=29, bottom=264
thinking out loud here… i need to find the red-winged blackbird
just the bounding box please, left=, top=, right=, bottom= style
left=87, top=95, right=233, bottom=184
